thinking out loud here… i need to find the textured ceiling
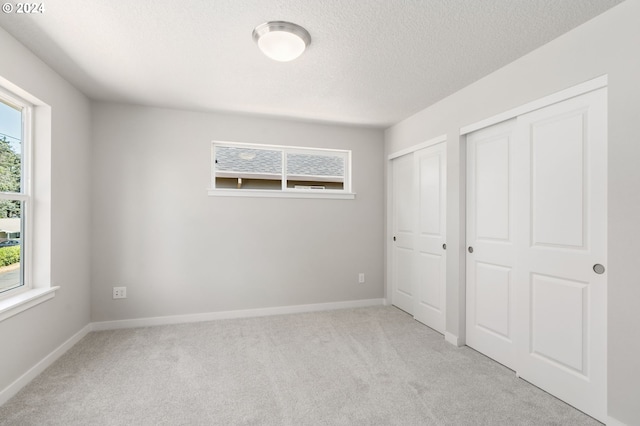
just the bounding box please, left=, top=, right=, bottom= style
left=0, top=0, right=624, bottom=127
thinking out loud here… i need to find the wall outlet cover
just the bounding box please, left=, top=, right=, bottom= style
left=113, top=287, right=127, bottom=299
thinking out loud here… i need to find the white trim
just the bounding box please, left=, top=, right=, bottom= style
left=0, top=286, right=59, bottom=322
left=92, top=298, right=385, bottom=331
left=0, top=322, right=91, bottom=406
left=445, top=331, right=464, bottom=347
left=607, top=417, right=628, bottom=426
left=0, top=86, right=31, bottom=110
left=208, top=188, right=356, bottom=199
left=388, top=134, right=447, bottom=160
left=22, top=102, right=33, bottom=294
left=213, top=140, right=352, bottom=154
left=460, top=75, right=608, bottom=135
left=0, top=86, right=35, bottom=302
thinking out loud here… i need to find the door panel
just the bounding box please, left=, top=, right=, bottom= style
left=531, top=110, right=586, bottom=248
left=475, top=135, right=511, bottom=241
left=417, top=253, right=442, bottom=309
left=391, top=153, right=415, bottom=314
left=475, top=262, right=511, bottom=339
left=466, top=119, right=517, bottom=369
left=395, top=247, right=414, bottom=297
left=515, top=88, right=607, bottom=421
left=530, top=274, right=587, bottom=375
left=414, top=143, right=447, bottom=333
left=418, top=153, right=442, bottom=236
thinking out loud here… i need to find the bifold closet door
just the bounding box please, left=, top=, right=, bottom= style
left=466, top=119, right=518, bottom=370
left=514, top=88, right=607, bottom=421
left=466, top=88, right=607, bottom=422
left=391, top=143, right=447, bottom=333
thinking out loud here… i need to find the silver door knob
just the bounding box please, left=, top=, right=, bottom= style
left=468, top=246, right=474, bottom=253
left=593, top=264, right=605, bottom=274
left=442, top=243, right=447, bottom=250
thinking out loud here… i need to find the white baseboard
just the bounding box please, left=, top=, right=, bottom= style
left=0, top=323, right=92, bottom=406
left=445, top=331, right=464, bottom=347
left=91, top=298, right=386, bottom=331
left=607, top=416, right=628, bottom=426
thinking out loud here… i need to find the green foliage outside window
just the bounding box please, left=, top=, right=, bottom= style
left=0, top=245, right=20, bottom=267
left=0, top=136, right=21, bottom=218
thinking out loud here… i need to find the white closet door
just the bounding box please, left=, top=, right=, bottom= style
left=413, top=143, right=447, bottom=333
left=466, top=119, right=518, bottom=370
left=514, top=88, right=607, bottom=422
left=391, top=153, right=416, bottom=314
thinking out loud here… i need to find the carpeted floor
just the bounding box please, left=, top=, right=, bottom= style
left=0, top=306, right=600, bottom=425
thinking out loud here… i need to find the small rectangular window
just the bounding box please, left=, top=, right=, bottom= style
left=210, top=142, right=354, bottom=199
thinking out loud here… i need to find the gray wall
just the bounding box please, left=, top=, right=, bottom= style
left=0, top=27, right=92, bottom=392
left=385, top=0, right=639, bottom=423
left=90, top=103, right=385, bottom=322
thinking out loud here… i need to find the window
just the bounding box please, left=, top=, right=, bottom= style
left=0, top=91, right=29, bottom=297
left=209, top=142, right=354, bottom=199
left=0, top=84, right=55, bottom=322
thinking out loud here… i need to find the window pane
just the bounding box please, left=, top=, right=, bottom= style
left=0, top=100, right=22, bottom=194
left=0, top=200, right=22, bottom=293
left=215, top=146, right=282, bottom=190
left=286, top=152, right=345, bottom=190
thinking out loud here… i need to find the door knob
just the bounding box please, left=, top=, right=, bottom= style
left=468, top=246, right=474, bottom=253
left=393, top=236, right=396, bottom=241
left=593, top=264, right=605, bottom=274
left=442, top=243, right=447, bottom=250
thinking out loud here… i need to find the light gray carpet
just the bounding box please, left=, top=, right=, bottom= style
left=0, top=306, right=600, bottom=425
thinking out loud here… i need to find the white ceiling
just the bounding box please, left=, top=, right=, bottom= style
left=0, top=0, right=624, bottom=127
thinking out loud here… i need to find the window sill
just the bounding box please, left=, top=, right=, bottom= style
left=208, top=189, right=356, bottom=200
left=0, top=286, right=60, bottom=322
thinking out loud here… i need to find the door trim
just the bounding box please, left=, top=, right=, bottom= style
left=388, top=134, right=447, bottom=160
left=462, top=86, right=608, bottom=422
left=386, top=134, right=447, bottom=316
left=460, top=75, right=607, bottom=136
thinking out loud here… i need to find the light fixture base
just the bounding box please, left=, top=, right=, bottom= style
left=252, top=21, right=311, bottom=62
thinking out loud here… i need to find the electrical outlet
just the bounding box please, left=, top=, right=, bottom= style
left=358, top=273, right=365, bottom=283
left=113, top=286, right=127, bottom=299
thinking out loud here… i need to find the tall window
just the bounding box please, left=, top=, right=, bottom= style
left=210, top=142, right=353, bottom=198
left=0, top=90, right=29, bottom=297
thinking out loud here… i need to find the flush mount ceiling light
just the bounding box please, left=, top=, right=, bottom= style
left=252, top=21, right=311, bottom=62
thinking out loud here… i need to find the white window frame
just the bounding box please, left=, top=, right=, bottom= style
left=0, top=84, right=57, bottom=322
left=208, top=141, right=355, bottom=199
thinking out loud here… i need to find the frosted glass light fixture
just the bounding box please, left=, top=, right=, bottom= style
left=252, top=21, right=311, bottom=62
